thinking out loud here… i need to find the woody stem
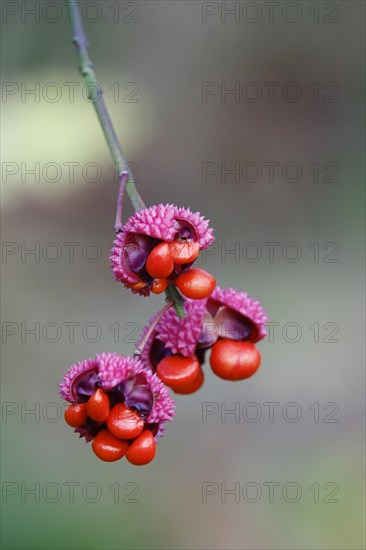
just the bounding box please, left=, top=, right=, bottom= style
left=67, top=0, right=145, bottom=212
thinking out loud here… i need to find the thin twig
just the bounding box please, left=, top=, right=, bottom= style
left=67, top=0, right=145, bottom=212
left=67, top=2, right=185, bottom=319
left=114, top=171, right=129, bottom=232
left=134, top=300, right=174, bottom=357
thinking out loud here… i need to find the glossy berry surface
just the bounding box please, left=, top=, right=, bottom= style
left=64, top=403, right=88, bottom=428
left=107, top=403, right=144, bottom=439
left=170, top=241, right=200, bottom=264
left=156, top=355, right=200, bottom=388
left=151, top=278, right=168, bottom=294
left=176, top=268, right=216, bottom=300
left=210, top=339, right=261, bottom=381
left=126, top=430, right=156, bottom=465
left=146, top=242, right=174, bottom=279
left=86, top=388, right=110, bottom=422
left=92, top=429, right=129, bottom=462
left=173, top=367, right=204, bottom=394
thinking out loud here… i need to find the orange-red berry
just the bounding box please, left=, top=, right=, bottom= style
left=156, top=355, right=200, bottom=388
left=64, top=403, right=88, bottom=428
left=126, top=430, right=156, bottom=466
left=126, top=279, right=146, bottom=290
left=173, top=367, right=204, bottom=394
left=176, top=268, right=216, bottom=300
left=86, top=388, right=110, bottom=422
left=146, top=242, right=174, bottom=279
left=107, top=403, right=144, bottom=440
left=210, top=339, right=261, bottom=381
left=92, top=429, right=129, bottom=462
left=151, top=278, right=168, bottom=294
left=170, top=241, right=200, bottom=264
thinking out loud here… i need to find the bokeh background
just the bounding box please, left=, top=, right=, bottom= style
left=1, top=1, right=365, bottom=549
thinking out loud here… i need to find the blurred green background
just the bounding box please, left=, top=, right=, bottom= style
left=1, top=1, right=365, bottom=549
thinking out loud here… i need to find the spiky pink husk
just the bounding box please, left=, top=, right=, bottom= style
left=138, top=299, right=207, bottom=371
left=156, top=299, right=207, bottom=357
left=123, top=204, right=177, bottom=241
left=209, top=286, right=268, bottom=342
left=59, top=357, right=96, bottom=403
left=174, top=206, right=214, bottom=249
left=123, top=203, right=214, bottom=248
left=110, top=231, right=150, bottom=297
left=60, top=353, right=175, bottom=439
left=110, top=204, right=214, bottom=296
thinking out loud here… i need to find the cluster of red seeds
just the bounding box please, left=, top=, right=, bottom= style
left=62, top=202, right=267, bottom=466
left=64, top=388, right=156, bottom=464
left=156, top=340, right=261, bottom=394
left=126, top=240, right=215, bottom=299
left=64, top=0, right=269, bottom=468
left=138, top=287, right=268, bottom=395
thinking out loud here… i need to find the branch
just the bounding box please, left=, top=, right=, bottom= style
left=67, top=0, right=145, bottom=212
left=67, top=2, right=185, bottom=319
left=134, top=300, right=174, bottom=357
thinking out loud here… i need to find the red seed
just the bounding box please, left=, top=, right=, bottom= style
left=170, top=241, right=200, bottom=264
left=126, top=431, right=156, bottom=466
left=146, top=242, right=174, bottom=279
left=151, top=278, right=168, bottom=294
left=157, top=355, right=200, bottom=388
left=86, top=388, right=110, bottom=422
left=64, top=403, right=88, bottom=428
left=92, top=429, right=129, bottom=462
left=126, top=279, right=146, bottom=290
left=173, top=367, right=204, bottom=394
left=210, top=339, right=261, bottom=381
left=107, top=403, right=144, bottom=440
left=176, top=268, right=216, bottom=300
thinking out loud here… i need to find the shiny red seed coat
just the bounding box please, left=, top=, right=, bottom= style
left=64, top=403, right=88, bottom=428
left=156, top=355, right=201, bottom=388
left=146, top=242, right=174, bottom=279
left=173, top=366, right=204, bottom=394
left=176, top=268, right=216, bottom=300
left=107, top=403, right=144, bottom=440
left=126, top=430, right=156, bottom=465
left=86, top=388, right=110, bottom=422
left=170, top=241, right=200, bottom=264
left=210, top=339, right=261, bottom=381
left=151, top=278, right=168, bottom=294
left=92, top=429, right=129, bottom=462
